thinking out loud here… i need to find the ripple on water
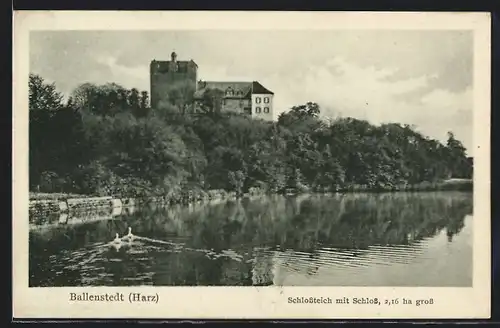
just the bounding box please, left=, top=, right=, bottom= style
left=29, top=193, right=473, bottom=287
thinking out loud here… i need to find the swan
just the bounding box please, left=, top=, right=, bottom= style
left=109, top=233, right=124, bottom=251
left=122, top=227, right=134, bottom=242
left=112, top=233, right=122, bottom=244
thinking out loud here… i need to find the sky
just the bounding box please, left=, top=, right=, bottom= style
left=29, top=30, right=473, bottom=152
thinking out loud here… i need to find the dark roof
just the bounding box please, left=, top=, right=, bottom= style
left=194, top=80, right=273, bottom=99
left=204, top=81, right=252, bottom=94
left=252, top=81, right=274, bottom=95
left=195, top=81, right=252, bottom=99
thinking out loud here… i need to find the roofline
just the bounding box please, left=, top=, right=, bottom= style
left=199, top=81, right=253, bottom=84
left=197, top=81, right=273, bottom=94
left=151, top=59, right=198, bottom=67
left=251, top=81, right=274, bottom=95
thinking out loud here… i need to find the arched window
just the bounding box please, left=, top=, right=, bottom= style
left=256, top=107, right=261, bottom=113
left=226, top=87, right=234, bottom=96
left=264, top=107, right=269, bottom=113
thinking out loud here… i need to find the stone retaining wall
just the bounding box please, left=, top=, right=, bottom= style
left=28, top=188, right=266, bottom=226
left=29, top=196, right=123, bottom=218
left=29, top=201, right=135, bottom=229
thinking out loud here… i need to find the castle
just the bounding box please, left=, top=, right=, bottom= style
left=150, top=52, right=274, bottom=120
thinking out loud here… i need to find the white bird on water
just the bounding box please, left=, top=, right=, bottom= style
left=112, top=233, right=122, bottom=245
left=122, top=227, right=134, bottom=242
left=110, top=233, right=125, bottom=251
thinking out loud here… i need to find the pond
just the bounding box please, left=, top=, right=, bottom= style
left=29, top=192, right=473, bottom=287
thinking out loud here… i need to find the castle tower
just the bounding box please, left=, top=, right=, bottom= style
left=150, top=51, right=198, bottom=109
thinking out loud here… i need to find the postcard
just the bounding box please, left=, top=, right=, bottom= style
left=13, top=11, right=491, bottom=319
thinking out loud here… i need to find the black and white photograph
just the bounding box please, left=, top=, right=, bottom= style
left=14, top=11, right=490, bottom=319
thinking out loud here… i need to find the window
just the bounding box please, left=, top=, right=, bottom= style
left=226, top=87, right=234, bottom=96
left=264, top=97, right=269, bottom=103
left=264, top=107, right=269, bottom=113
left=256, top=97, right=261, bottom=104
left=222, top=99, right=226, bottom=106
left=256, top=107, right=261, bottom=113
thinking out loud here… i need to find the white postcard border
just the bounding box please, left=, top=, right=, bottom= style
left=13, top=11, right=491, bottom=319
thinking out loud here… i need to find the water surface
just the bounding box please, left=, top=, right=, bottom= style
left=29, top=192, right=473, bottom=287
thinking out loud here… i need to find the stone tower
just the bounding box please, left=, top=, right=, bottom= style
left=150, top=51, right=198, bottom=109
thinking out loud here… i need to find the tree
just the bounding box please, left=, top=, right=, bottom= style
left=165, top=80, right=196, bottom=114
left=70, top=82, right=145, bottom=116
left=278, top=102, right=324, bottom=133
left=29, top=73, right=64, bottom=114
left=29, top=72, right=473, bottom=197
left=140, top=91, right=149, bottom=107
left=196, top=88, right=224, bottom=117
left=29, top=74, right=87, bottom=190
left=128, top=88, right=140, bottom=108
left=446, top=131, right=470, bottom=178
left=228, top=170, right=246, bottom=196
left=29, top=74, right=64, bottom=188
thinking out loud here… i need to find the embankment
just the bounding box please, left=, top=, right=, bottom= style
left=28, top=188, right=263, bottom=227
left=29, top=180, right=472, bottom=227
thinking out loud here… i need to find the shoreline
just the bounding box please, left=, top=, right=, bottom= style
left=29, top=179, right=472, bottom=218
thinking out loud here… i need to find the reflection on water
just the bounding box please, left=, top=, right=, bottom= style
left=29, top=192, right=473, bottom=287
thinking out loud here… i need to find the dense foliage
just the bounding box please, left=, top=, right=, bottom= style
left=29, top=74, right=472, bottom=197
